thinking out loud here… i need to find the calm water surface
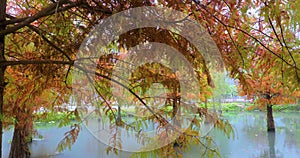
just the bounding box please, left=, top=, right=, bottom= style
left=186, top=111, right=300, bottom=158
left=3, top=111, right=300, bottom=158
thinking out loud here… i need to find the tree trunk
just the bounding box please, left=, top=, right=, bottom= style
left=212, top=97, right=216, bottom=112
left=267, top=105, right=275, bottom=132
left=116, top=106, right=122, bottom=126
left=204, top=97, right=208, bottom=109
left=9, top=119, right=33, bottom=158
left=0, top=1, right=7, bottom=157
left=8, top=127, right=31, bottom=158
left=172, top=91, right=180, bottom=126
left=267, top=131, right=276, bottom=158
left=9, top=111, right=33, bottom=158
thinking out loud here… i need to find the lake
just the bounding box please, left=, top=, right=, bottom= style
left=3, top=111, right=300, bottom=158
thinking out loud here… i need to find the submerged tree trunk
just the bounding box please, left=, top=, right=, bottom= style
left=267, top=131, right=276, bottom=158
left=116, top=106, right=122, bottom=126
left=266, top=104, right=275, bottom=132
left=9, top=127, right=31, bottom=158
left=9, top=112, right=33, bottom=158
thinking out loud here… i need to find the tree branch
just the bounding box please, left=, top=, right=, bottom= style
left=0, top=59, right=73, bottom=66
left=0, top=17, right=28, bottom=26
left=74, top=64, right=169, bottom=124
left=278, top=21, right=300, bottom=83
left=0, top=58, right=170, bottom=124
left=192, top=0, right=300, bottom=71
left=0, top=0, right=83, bottom=36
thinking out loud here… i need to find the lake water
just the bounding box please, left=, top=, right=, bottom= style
left=3, top=111, right=300, bottom=158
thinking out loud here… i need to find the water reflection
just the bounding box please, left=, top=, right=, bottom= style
left=212, top=112, right=300, bottom=158
left=183, top=112, right=300, bottom=158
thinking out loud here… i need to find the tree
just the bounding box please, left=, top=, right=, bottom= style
left=218, top=0, right=300, bottom=132
left=238, top=61, right=299, bottom=132
left=190, top=0, right=300, bottom=132
left=4, top=62, right=73, bottom=157
left=1, top=0, right=88, bottom=157
left=210, top=71, right=234, bottom=109
left=66, top=8, right=233, bottom=157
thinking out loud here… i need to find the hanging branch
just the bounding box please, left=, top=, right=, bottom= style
left=0, top=0, right=85, bottom=36
left=192, top=0, right=300, bottom=71
left=267, top=15, right=299, bottom=82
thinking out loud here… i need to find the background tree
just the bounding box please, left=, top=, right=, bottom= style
left=190, top=0, right=300, bottom=132
left=210, top=71, right=236, bottom=110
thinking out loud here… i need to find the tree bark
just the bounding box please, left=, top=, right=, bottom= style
left=172, top=90, right=180, bottom=127
left=267, top=104, right=275, bottom=132
left=8, top=127, right=31, bottom=158
left=0, top=0, right=7, bottom=157
left=9, top=112, right=33, bottom=158
left=204, top=97, right=208, bottom=109
left=116, top=106, right=122, bottom=126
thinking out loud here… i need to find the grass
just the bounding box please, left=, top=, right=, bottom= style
left=272, top=104, right=300, bottom=112
left=204, top=102, right=300, bottom=112
left=33, top=111, right=77, bottom=129
left=34, top=112, right=76, bottom=123
left=203, top=102, right=253, bottom=111
left=221, top=103, right=244, bottom=111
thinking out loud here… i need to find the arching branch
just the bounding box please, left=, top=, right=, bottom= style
left=0, top=0, right=83, bottom=36
left=192, top=0, right=300, bottom=72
